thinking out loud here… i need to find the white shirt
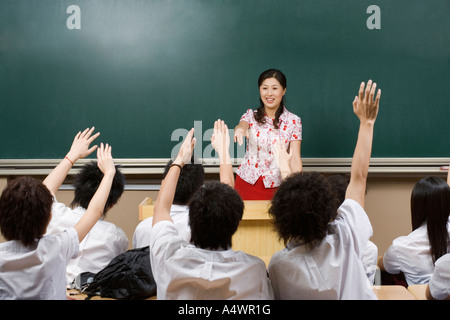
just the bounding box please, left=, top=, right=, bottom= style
left=46, top=200, right=129, bottom=284
left=428, top=253, right=450, bottom=300
left=133, top=204, right=190, bottom=248
left=268, top=199, right=377, bottom=300
left=0, top=228, right=79, bottom=300
left=150, top=220, right=274, bottom=300
left=382, top=218, right=450, bottom=286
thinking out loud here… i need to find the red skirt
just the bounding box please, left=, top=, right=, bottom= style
left=235, top=175, right=278, bottom=200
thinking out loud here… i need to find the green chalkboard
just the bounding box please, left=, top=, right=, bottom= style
left=0, top=0, right=449, bottom=159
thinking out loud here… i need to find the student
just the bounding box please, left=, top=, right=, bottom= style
left=268, top=80, right=381, bottom=300
left=132, top=158, right=204, bottom=248
left=150, top=120, right=273, bottom=299
left=426, top=253, right=450, bottom=300
left=0, top=137, right=116, bottom=299
left=233, top=69, right=302, bottom=200
left=327, top=174, right=378, bottom=284
left=378, top=173, right=450, bottom=285
left=44, top=128, right=128, bottom=284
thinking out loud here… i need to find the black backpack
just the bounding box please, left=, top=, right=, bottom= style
left=82, top=246, right=156, bottom=300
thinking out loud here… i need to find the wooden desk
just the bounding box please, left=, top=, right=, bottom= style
left=139, top=198, right=284, bottom=265
left=372, top=285, right=417, bottom=300
left=407, top=284, right=428, bottom=300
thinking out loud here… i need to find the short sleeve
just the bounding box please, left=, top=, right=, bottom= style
left=291, top=116, right=302, bottom=141
left=382, top=244, right=402, bottom=275
left=61, top=227, right=80, bottom=262
left=429, top=254, right=450, bottom=300
left=239, top=109, right=254, bottom=124
left=149, top=221, right=184, bottom=282
left=335, top=199, right=373, bottom=259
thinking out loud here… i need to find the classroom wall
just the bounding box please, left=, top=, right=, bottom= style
left=0, top=176, right=416, bottom=255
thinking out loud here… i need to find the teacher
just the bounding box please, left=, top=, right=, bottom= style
left=233, top=69, right=302, bottom=200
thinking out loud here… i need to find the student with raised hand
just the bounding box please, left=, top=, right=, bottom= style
left=150, top=123, right=273, bottom=300
left=0, top=141, right=116, bottom=299
left=327, top=174, right=378, bottom=284
left=132, top=158, right=205, bottom=248
left=44, top=127, right=128, bottom=285
left=378, top=173, right=450, bottom=285
left=268, top=80, right=381, bottom=300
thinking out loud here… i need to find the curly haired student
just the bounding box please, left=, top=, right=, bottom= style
left=268, top=80, right=381, bottom=300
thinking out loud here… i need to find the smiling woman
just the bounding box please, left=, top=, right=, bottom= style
left=233, top=69, right=303, bottom=200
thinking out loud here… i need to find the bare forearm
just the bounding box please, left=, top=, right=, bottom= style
left=219, top=153, right=234, bottom=188
left=153, top=165, right=180, bottom=226
left=74, top=172, right=114, bottom=242
left=351, top=122, right=374, bottom=180
left=346, top=121, right=374, bottom=206
left=43, top=155, right=74, bottom=197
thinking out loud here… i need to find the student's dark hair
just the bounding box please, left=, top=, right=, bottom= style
left=327, top=174, right=351, bottom=205
left=163, top=158, right=205, bottom=205
left=410, top=176, right=450, bottom=263
left=188, top=182, right=244, bottom=250
left=254, top=69, right=287, bottom=129
left=269, top=172, right=339, bottom=249
left=0, top=176, right=53, bottom=246
left=70, top=161, right=126, bottom=216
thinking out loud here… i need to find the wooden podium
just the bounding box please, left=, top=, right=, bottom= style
left=139, top=198, right=284, bottom=265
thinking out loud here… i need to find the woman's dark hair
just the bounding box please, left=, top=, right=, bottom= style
left=0, top=176, right=53, bottom=246
left=269, top=172, right=339, bottom=249
left=410, top=176, right=450, bottom=263
left=188, top=182, right=244, bottom=250
left=70, top=161, right=126, bottom=216
left=163, top=159, right=205, bottom=205
left=254, top=69, right=287, bottom=129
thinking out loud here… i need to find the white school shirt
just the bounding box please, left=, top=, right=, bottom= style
left=0, top=228, right=79, bottom=300
left=428, top=253, right=450, bottom=300
left=46, top=200, right=129, bottom=284
left=382, top=217, right=450, bottom=286
left=150, top=220, right=274, bottom=300
left=132, top=204, right=191, bottom=248
left=268, top=199, right=377, bottom=300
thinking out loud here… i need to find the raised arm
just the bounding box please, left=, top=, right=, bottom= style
left=273, top=141, right=294, bottom=180
left=73, top=143, right=115, bottom=242
left=153, top=128, right=196, bottom=226
left=345, top=80, right=381, bottom=207
left=43, top=127, right=100, bottom=197
left=287, top=140, right=303, bottom=173
left=211, top=119, right=234, bottom=187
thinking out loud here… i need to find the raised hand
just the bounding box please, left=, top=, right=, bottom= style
left=66, top=127, right=100, bottom=163
left=96, top=142, right=116, bottom=176
left=175, top=128, right=196, bottom=166
left=352, top=80, right=381, bottom=124
left=273, top=141, right=293, bottom=179
left=211, top=119, right=230, bottom=163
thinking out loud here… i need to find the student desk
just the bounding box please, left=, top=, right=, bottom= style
left=371, top=285, right=417, bottom=300
left=139, top=198, right=284, bottom=265
left=407, top=284, right=428, bottom=300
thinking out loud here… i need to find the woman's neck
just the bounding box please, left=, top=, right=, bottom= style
left=264, top=105, right=280, bottom=119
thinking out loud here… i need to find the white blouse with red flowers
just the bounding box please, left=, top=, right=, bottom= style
left=236, top=107, right=302, bottom=188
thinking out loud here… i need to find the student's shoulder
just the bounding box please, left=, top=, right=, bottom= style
left=336, top=199, right=371, bottom=230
